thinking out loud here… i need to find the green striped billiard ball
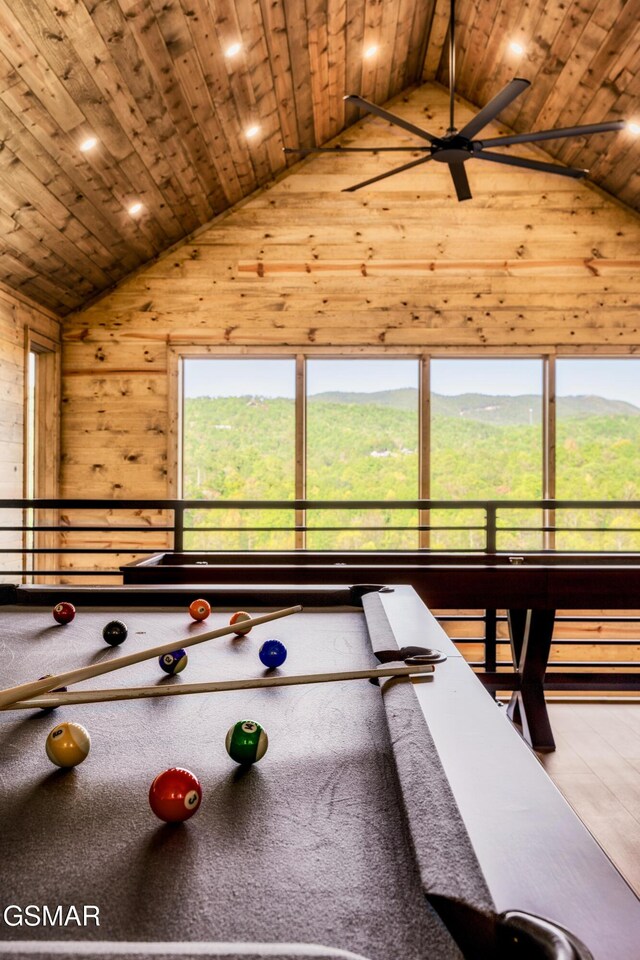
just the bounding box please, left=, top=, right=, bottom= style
left=225, top=720, right=268, bottom=765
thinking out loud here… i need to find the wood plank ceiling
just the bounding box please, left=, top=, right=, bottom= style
left=0, top=0, right=637, bottom=315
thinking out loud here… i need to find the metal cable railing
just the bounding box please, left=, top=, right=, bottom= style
left=2, top=497, right=640, bottom=688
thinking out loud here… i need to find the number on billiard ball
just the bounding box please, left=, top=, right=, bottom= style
left=225, top=719, right=268, bottom=765
left=259, top=639, right=287, bottom=669
left=189, top=599, right=211, bottom=621
left=159, top=649, right=188, bottom=675
left=45, top=721, right=90, bottom=768
left=52, top=602, right=75, bottom=625
left=229, top=611, right=252, bottom=635
left=149, top=767, right=202, bottom=823
left=102, top=620, right=128, bottom=646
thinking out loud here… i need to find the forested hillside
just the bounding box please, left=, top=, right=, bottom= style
left=183, top=391, right=640, bottom=551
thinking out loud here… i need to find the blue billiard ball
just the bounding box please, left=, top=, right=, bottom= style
left=159, top=649, right=188, bottom=675
left=259, top=639, right=287, bottom=669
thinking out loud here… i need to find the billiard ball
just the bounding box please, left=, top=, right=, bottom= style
left=149, top=767, right=202, bottom=823
left=159, top=649, right=188, bottom=675
left=229, top=611, right=252, bottom=635
left=52, top=602, right=75, bottom=625
left=225, top=720, right=268, bottom=765
left=102, top=620, right=128, bottom=646
left=259, top=639, right=287, bottom=669
left=45, top=721, right=90, bottom=768
left=189, top=599, right=211, bottom=621
left=37, top=675, right=68, bottom=713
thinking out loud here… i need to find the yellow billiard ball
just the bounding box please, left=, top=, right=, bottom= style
left=45, top=721, right=91, bottom=768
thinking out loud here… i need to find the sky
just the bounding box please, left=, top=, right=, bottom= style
left=183, top=357, right=640, bottom=406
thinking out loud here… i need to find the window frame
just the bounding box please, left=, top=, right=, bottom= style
left=168, top=345, right=639, bottom=550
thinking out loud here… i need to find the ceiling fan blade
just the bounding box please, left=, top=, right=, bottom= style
left=474, top=150, right=587, bottom=178
left=448, top=161, right=472, bottom=201
left=477, top=120, right=626, bottom=149
left=342, top=155, right=433, bottom=192
left=344, top=95, right=438, bottom=144
left=458, top=79, right=531, bottom=139
left=283, top=146, right=429, bottom=154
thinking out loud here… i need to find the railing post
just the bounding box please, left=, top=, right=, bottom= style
left=174, top=504, right=184, bottom=552
left=485, top=504, right=497, bottom=554
left=485, top=609, right=497, bottom=700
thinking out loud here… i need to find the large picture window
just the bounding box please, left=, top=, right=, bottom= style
left=556, top=359, right=640, bottom=551
left=177, top=351, right=640, bottom=553
left=306, top=359, right=419, bottom=548
left=182, top=358, right=296, bottom=549
left=430, top=359, right=543, bottom=550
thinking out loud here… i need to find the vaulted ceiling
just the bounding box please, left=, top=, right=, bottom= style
left=0, top=0, right=637, bottom=315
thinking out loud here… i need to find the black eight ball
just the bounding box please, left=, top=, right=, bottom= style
left=102, top=619, right=128, bottom=646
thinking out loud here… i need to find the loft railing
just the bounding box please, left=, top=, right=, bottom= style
left=2, top=498, right=640, bottom=688
left=2, top=497, right=640, bottom=577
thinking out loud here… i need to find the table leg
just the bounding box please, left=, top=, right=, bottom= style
left=506, top=608, right=556, bottom=752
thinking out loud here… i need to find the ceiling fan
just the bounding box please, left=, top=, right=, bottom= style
left=283, top=0, right=626, bottom=200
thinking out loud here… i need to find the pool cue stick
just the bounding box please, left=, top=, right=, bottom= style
left=0, top=605, right=301, bottom=710
left=2, top=662, right=435, bottom=711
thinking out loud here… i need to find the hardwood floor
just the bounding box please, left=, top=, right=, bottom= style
left=538, top=702, right=640, bottom=897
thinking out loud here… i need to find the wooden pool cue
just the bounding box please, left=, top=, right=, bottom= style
left=1, top=662, right=435, bottom=711
left=0, top=606, right=301, bottom=710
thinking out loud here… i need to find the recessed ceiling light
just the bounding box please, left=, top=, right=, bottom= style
left=79, top=136, right=98, bottom=153
left=225, top=42, right=242, bottom=58
left=364, top=45, right=378, bottom=59
left=628, top=121, right=640, bottom=135
left=245, top=125, right=260, bottom=139
left=509, top=40, right=525, bottom=56
left=128, top=202, right=143, bottom=216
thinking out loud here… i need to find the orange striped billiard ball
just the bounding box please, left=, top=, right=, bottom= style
left=229, top=611, right=252, bottom=635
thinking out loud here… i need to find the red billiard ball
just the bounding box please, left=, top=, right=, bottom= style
left=189, top=599, right=211, bottom=622
left=53, top=602, right=75, bottom=625
left=149, top=767, right=202, bottom=823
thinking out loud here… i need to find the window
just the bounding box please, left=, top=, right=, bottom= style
left=430, top=359, right=543, bottom=550
left=177, top=351, right=640, bottom=554
left=306, top=359, right=419, bottom=548
left=556, top=359, right=640, bottom=551
left=182, top=358, right=296, bottom=549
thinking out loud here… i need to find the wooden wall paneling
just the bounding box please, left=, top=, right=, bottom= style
left=215, top=0, right=280, bottom=184
left=85, top=0, right=219, bottom=225
left=532, top=15, right=608, bottom=135
left=149, top=6, right=243, bottom=210
left=255, top=0, right=301, bottom=178
left=177, top=4, right=252, bottom=201
left=343, top=0, right=366, bottom=126
left=359, top=0, right=385, bottom=103
left=512, top=0, right=597, bottom=132
left=388, top=0, right=418, bottom=93
left=47, top=0, right=203, bottom=235
left=372, top=0, right=400, bottom=106
left=422, top=0, right=449, bottom=81
left=236, top=0, right=287, bottom=174
left=468, top=0, right=529, bottom=111
left=281, top=0, right=316, bottom=149
left=326, top=0, right=347, bottom=138
left=306, top=0, right=333, bottom=146
left=455, top=0, right=494, bottom=98
left=0, top=82, right=155, bottom=268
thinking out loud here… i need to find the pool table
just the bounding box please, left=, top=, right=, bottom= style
left=121, top=551, right=640, bottom=753
left=0, top=583, right=639, bottom=960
